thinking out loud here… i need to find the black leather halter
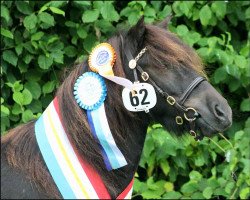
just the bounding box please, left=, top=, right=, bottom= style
left=120, top=35, right=206, bottom=141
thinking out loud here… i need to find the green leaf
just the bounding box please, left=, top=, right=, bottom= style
left=23, top=13, right=38, bottom=31
left=189, top=171, right=202, bottom=181
left=211, top=2, right=227, bottom=19
left=1, top=4, right=10, bottom=22
left=203, top=187, right=213, bottom=199
left=164, top=182, right=174, bottom=192
left=38, top=5, right=48, bottom=14
left=1, top=105, right=10, bottom=116
left=234, top=55, right=247, bottom=69
left=22, top=109, right=34, bottom=123
left=13, top=81, right=23, bottom=92
left=101, top=2, right=119, bottom=22
left=15, top=1, right=32, bottom=15
left=31, top=31, right=44, bottom=41
left=181, top=181, right=199, bottom=194
left=82, top=9, right=99, bottom=23
left=77, top=26, right=87, bottom=39
left=158, top=5, right=172, bottom=20
left=141, top=189, right=161, bottom=199
left=46, top=1, right=67, bottom=8
left=15, top=44, right=23, bottom=56
left=214, top=67, right=227, bottom=84
left=240, top=187, right=250, bottom=199
left=143, top=138, right=154, bottom=158
left=1, top=27, right=13, bottom=39
left=12, top=103, right=22, bottom=115
left=13, top=92, right=24, bottom=106
left=38, top=55, right=53, bottom=69
left=49, top=7, right=65, bottom=16
left=42, top=81, right=55, bottom=94
left=128, top=11, right=141, bottom=25
left=179, top=2, right=191, bottom=17
left=3, top=50, right=18, bottom=66
left=144, top=5, right=156, bottom=18
left=27, top=99, right=43, bottom=113
left=120, top=7, right=133, bottom=17
left=176, top=25, right=189, bottom=36
left=25, top=81, right=41, bottom=100
left=163, top=191, right=182, bottom=199
left=22, top=88, right=33, bottom=105
left=51, top=50, right=64, bottom=64
left=95, top=19, right=115, bottom=33
left=65, top=46, right=77, bottom=57
left=23, top=54, right=33, bottom=64
left=199, top=5, right=212, bottom=26
left=225, top=182, right=234, bottom=194
left=38, top=12, right=55, bottom=27
left=83, top=34, right=98, bottom=53
left=73, top=1, right=91, bottom=8
left=240, top=98, right=250, bottom=112
left=225, top=65, right=240, bottom=79
left=160, top=160, right=170, bottom=176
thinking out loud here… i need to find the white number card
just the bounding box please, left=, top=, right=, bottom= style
left=122, top=83, right=157, bottom=112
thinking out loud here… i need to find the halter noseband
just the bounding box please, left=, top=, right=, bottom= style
left=120, top=35, right=206, bottom=141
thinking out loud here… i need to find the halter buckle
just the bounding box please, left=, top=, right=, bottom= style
left=176, top=116, right=183, bottom=125
left=166, top=96, right=176, bottom=105
left=189, top=130, right=197, bottom=137
left=184, top=107, right=198, bottom=122
left=141, top=72, right=149, bottom=81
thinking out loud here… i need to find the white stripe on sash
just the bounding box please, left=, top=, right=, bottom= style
left=124, top=187, right=133, bottom=199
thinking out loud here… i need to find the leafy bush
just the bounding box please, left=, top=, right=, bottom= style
left=1, top=1, right=249, bottom=199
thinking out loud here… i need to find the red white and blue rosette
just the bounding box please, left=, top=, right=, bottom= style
left=73, top=72, right=107, bottom=111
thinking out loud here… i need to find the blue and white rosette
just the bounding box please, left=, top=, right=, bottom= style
left=74, top=72, right=107, bottom=111
left=74, top=72, right=127, bottom=170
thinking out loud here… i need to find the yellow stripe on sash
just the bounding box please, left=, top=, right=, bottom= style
left=47, top=109, right=90, bottom=199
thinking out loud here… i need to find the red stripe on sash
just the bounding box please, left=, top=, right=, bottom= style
left=53, top=98, right=111, bottom=199
left=117, top=179, right=134, bottom=199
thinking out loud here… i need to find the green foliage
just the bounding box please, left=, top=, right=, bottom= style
left=1, top=1, right=249, bottom=199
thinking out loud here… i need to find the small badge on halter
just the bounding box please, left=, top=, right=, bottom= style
left=122, top=83, right=157, bottom=112
left=73, top=72, right=107, bottom=111
left=88, top=43, right=116, bottom=76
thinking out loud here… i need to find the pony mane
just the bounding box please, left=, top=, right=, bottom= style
left=1, top=23, right=206, bottom=198
left=144, top=25, right=205, bottom=76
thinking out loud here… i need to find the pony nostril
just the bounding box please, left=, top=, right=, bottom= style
left=214, top=105, right=226, bottom=119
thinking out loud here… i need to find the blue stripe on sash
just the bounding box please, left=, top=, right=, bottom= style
left=89, top=105, right=127, bottom=170
left=87, top=111, right=112, bottom=171
left=35, top=116, right=76, bottom=199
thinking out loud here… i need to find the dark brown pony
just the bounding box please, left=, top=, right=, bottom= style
left=1, top=18, right=232, bottom=199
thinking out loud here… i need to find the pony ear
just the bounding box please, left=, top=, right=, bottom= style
left=127, top=17, right=146, bottom=48
left=156, top=14, right=173, bottom=29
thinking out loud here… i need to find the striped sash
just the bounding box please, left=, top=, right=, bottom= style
left=35, top=97, right=133, bottom=199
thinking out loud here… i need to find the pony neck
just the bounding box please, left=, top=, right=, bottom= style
left=104, top=102, right=150, bottom=196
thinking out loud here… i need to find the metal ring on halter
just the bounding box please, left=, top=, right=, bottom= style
left=166, top=96, right=176, bottom=105
left=184, top=107, right=198, bottom=122
left=189, top=130, right=197, bottom=137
